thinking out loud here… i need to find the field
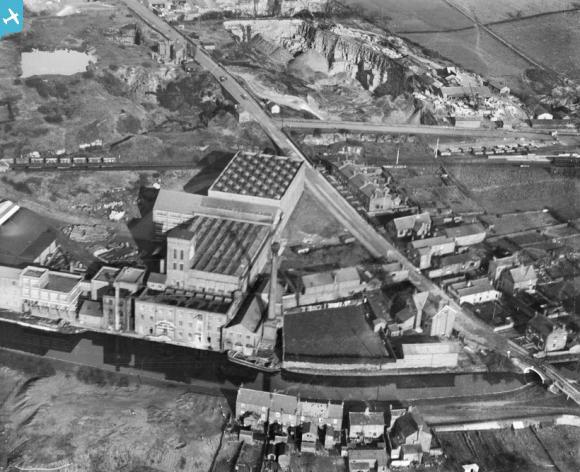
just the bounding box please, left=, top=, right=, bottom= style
left=0, top=364, right=228, bottom=472
left=453, top=0, right=580, bottom=23
left=446, top=165, right=580, bottom=219
left=490, top=11, right=580, bottom=79
left=403, top=28, right=531, bottom=92
left=436, top=426, right=580, bottom=472
left=346, top=0, right=472, bottom=32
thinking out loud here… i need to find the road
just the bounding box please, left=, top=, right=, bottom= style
left=119, top=0, right=580, bottom=405
left=276, top=118, right=564, bottom=138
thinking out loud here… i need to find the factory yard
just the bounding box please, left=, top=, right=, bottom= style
left=0, top=364, right=228, bottom=472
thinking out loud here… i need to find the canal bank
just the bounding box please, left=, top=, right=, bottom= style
left=0, top=320, right=528, bottom=402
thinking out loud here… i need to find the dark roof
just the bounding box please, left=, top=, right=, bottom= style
left=393, top=412, right=418, bottom=438
left=283, top=304, right=392, bottom=365
left=0, top=207, right=57, bottom=267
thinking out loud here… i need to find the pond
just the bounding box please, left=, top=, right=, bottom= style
left=21, top=49, right=96, bottom=78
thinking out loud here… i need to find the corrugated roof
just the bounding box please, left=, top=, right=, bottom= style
left=173, top=215, right=270, bottom=278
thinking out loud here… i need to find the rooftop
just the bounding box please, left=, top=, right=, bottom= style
left=349, top=411, right=385, bottom=426
left=508, top=265, right=538, bottom=283
left=402, top=341, right=460, bottom=356
left=450, top=278, right=497, bottom=297
left=44, top=273, right=82, bottom=293
left=393, top=212, right=431, bottom=232
left=79, top=300, right=103, bottom=318
left=92, top=266, right=120, bottom=283
left=0, top=207, right=57, bottom=267
left=138, top=288, right=233, bottom=314
left=411, top=236, right=454, bottom=249
left=209, top=152, right=303, bottom=200
left=115, top=266, right=146, bottom=285
left=153, top=189, right=279, bottom=225
left=175, top=215, right=271, bottom=278
left=283, top=303, right=392, bottom=365
left=0, top=265, right=21, bottom=279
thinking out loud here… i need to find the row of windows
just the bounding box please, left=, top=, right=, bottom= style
left=173, top=249, right=185, bottom=260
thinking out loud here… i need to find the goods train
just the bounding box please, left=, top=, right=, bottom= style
left=12, top=140, right=118, bottom=169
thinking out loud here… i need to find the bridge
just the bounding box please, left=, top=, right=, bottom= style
left=119, top=0, right=580, bottom=407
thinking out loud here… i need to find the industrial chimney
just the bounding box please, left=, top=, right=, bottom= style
left=268, top=241, right=280, bottom=321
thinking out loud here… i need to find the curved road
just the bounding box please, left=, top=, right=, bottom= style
left=120, top=0, right=580, bottom=405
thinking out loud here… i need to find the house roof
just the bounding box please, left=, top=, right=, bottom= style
left=270, top=392, right=298, bottom=413
left=393, top=411, right=419, bottom=438
left=209, top=152, right=303, bottom=200
left=226, top=294, right=264, bottom=333
left=411, top=236, right=454, bottom=249
left=349, top=411, right=385, bottom=426
left=393, top=212, right=431, bottom=233
left=237, top=388, right=271, bottom=408
left=508, top=265, right=537, bottom=283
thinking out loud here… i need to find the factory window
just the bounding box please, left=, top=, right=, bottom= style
left=173, top=249, right=177, bottom=259
left=179, top=264, right=184, bottom=271
left=173, top=263, right=177, bottom=270
left=180, top=250, right=184, bottom=260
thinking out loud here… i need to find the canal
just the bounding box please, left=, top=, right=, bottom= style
left=0, top=321, right=527, bottom=402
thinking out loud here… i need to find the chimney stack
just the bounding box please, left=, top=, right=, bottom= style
left=268, top=241, right=280, bottom=321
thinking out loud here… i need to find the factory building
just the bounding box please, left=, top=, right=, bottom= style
left=0, top=265, right=22, bottom=311
left=20, top=266, right=82, bottom=322
left=164, top=215, right=272, bottom=294
left=208, top=151, right=305, bottom=223
left=152, top=190, right=280, bottom=237
left=0, top=201, right=58, bottom=267
left=134, top=287, right=239, bottom=350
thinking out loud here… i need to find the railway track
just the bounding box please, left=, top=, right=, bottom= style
left=10, top=161, right=195, bottom=172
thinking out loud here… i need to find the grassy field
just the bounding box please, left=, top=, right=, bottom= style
left=403, top=28, right=531, bottom=92
left=453, top=0, right=580, bottom=23
left=446, top=165, right=580, bottom=220
left=0, top=365, right=228, bottom=472
left=490, top=11, right=580, bottom=80
left=346, top=0, right=472, bottom=32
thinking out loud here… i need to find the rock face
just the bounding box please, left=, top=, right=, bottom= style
left=225, top=19, right=410, bottom=95
left=212, top=0, right=330, bottom=17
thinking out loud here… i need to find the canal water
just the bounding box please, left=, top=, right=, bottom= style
left=0, top=321, right=526, bottom=403
left=21, top=49, right=96, bottom=78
